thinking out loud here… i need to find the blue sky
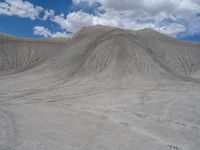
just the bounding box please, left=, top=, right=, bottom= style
left=0, top=0, right=200, bottom=42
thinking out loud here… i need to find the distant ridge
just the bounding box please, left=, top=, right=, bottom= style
left=0, top=33, right=69, bottom=74
left=0, top=33, right=69, bottom=43
left=0, top=25, right=200, bottom=83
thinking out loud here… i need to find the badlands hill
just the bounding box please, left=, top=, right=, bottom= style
left=0, top=25, right=200, bottom=82
left=0, top=33, right=68, bottom=75
left=0, top=25, right=200, bottom=150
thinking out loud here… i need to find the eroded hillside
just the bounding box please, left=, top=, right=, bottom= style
left=0, top=34, right=68, bottom=75
left=0, top=25, right=200, bottom=82
left=0, top=25, right=200, bottom=150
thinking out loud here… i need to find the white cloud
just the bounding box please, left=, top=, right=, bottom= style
left=73, top=0, right=200, bottom=12
left=0, top=0, right=44, bottom=20
left=156, top=24, right=186, bottom=37
left=0, top=0, right=70, bottom=37
left=0, top=0, right=56, bottom=21
left=1, top=0, right=199, bottom=37
left=50, top=31, right=72, bottom=38
left=33, top=26, right=50, bottom=38
left=33, top=26, right=70, bottom=38
left=69, top=0, right=200, bottom=36
left=51, top=10, right=187, bottom=36
left=42, top=9, right=55, bottom=20
left=52, top=11, right=95, bottom=33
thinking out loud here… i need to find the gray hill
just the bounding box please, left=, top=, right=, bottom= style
left=0, top=25, right=200, bottom=150
left=0, top=33, right=68, bottom=75
left=1, top=25, right=200, bottom=82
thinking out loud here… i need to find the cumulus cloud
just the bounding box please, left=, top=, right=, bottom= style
left=1, top=0, right=199, bottom=37
left=0, top=0, right=44, bottom=20
left=65, top=0, right=200, bottom=36
left=0, top=0, right=57, bottom=21
left=156, top=24, right=186, bottom=37
left=33, top=26, right=70, bottom=38
left=42, top=9, right=55, bottom=20
left=70, top=1, right=105, bottom=15
left=51, top=10, right=186, bottom=36
left=73, top=0, right=200, bottom=12
left=33, top=26, right=50, bottom=37
left=52, top=11, right=95, bottom=33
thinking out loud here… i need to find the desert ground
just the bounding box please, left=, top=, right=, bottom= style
left=0, top=25, right=200, bottom=150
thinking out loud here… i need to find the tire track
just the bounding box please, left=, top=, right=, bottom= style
left=0, top=107, right=18, bottom=150
left=75, top=106, right=185, bottom=150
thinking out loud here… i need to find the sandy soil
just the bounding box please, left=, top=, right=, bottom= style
left=0, top=25, right=200, bottom=150
left=0, top=78, right=200, bottom=150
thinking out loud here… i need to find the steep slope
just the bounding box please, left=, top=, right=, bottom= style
left=49, top=25, right=200, bottom=82
left=137, top=29, right=200, bottom=78
left=0, top=25, right=200, bottom=83
left=0, top=34, right=68, bottom=75
left=1, top=26, right=200, bottom=150
left=71, top=30, right=175, bottom=81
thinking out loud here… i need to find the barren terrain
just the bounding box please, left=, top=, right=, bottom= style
left=0, top=25, right=200, bottom=150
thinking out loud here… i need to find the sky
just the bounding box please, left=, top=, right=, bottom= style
left=0, top=0, right=200, bottom=42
